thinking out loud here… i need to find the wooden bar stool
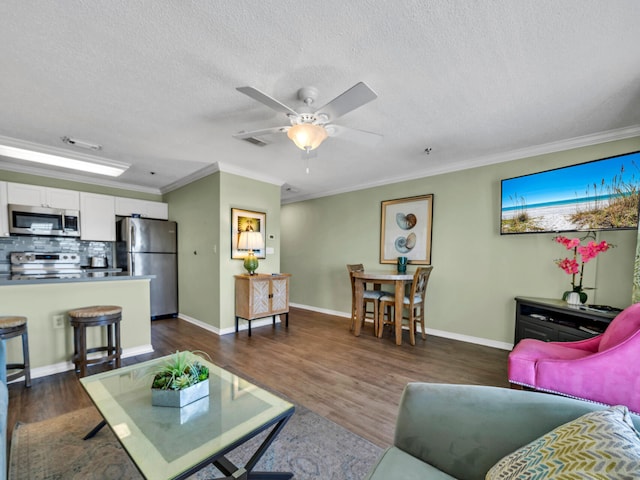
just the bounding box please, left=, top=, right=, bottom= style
left=0, top=315, right=31, bottom=387
left=68, top=305, right=122, bottom=377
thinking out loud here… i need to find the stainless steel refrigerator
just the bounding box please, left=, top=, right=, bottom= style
left=116, top=217, right=178, bottom=319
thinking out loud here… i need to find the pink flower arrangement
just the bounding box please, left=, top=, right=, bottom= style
left=554, top=235, right=613, bottom=294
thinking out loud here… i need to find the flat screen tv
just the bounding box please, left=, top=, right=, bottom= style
left=500, top=150, right=640, bottom=234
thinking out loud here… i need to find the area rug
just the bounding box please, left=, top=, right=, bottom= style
left=9, top=402, right=382, bottom=480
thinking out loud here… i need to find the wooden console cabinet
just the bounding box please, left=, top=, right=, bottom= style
left=234, top=273, right=291, bottom=336
left=514, top=296, right=619, bottom=344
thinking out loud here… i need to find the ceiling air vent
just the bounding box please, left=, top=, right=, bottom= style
left=242, top=137, right=268, bottom=147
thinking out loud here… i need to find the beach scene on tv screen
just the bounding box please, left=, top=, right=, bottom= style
left=501, top=151, right=640, bottom=234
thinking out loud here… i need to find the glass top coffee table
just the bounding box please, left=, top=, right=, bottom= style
left=80, top=354, right=295, bottom=479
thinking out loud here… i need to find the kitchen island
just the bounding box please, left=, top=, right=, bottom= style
left=0, top=273, right=154, bottom=379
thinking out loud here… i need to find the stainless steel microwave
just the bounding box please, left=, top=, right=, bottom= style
left=8, top=204, right=81, bottom=237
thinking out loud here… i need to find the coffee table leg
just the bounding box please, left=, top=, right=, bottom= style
left=212, top=462, right=293, bottom=479
left=83, top=419, right=107, bottom=440
left=211, top=413, right=294, bottom=479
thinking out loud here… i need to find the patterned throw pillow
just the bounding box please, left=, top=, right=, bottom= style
left=486, top=406, right=640, bottom=479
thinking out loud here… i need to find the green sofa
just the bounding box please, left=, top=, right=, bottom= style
left=365, top=383, right=640, bottom=480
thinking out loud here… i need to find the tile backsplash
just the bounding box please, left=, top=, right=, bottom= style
left=0, top=236, right=114, bottom=273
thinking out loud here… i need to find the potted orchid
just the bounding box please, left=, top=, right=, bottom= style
left=554, top=235, right=613, bottom=304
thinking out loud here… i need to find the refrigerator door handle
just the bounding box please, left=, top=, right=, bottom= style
left=130, top=224, right=136, bottom=249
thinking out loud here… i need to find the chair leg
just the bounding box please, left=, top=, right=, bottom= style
left=372, top=301, right=379, bottom=336
left=419, top=305, right=426, bottom=340
left=21, top=327, right=31, bottom=387
left=72, top=324, right=80, bottom=374
left=107, top=323, right=114, bottom=362
left=409, top=307, right=416, bottom=346
left=78, top=326, right=87, bottom=378
left=378, top=304, right=392, bottom=338
left=349, top=303, right=356, bottom=331
left=114, top=320, right=122, bottom=369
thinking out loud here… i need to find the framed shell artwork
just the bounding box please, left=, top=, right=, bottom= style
left=380, top=194, right=433, bottom=265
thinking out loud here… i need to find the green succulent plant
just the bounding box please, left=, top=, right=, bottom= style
left=151, top=350, right=210, bottom=391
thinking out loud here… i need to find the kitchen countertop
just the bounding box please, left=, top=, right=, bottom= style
left=0, top=271, right=155, bottom=286
left=80, top=267, right=123, bottom=274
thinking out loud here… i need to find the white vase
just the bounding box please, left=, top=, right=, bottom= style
left=566, top=292, right=581, bottom=305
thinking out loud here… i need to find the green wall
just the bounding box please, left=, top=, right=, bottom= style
left=281, top=137, right=640, bottom=347
left=164, top=171, right=281, bottom=332
left=0, top=169, right=162, bottom=200
left=219, top=172, right=281, bottom=331
left=164, top=173, right=221, bottom=327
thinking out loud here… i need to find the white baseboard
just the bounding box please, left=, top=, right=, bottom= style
left=290, top=302, right=351, bottom=319
left=178, top=313, right=283, bottom=336
left=177, top=313, right=222, bottom=334
left=11, top=344, right=155, bottom=383
left=290, top=303, right=513, bottom=351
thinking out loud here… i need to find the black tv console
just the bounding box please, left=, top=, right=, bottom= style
left=514, top=296, right=620, bottom=344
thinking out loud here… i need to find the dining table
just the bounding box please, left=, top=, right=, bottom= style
left=352, top=270, right=414, bottom=345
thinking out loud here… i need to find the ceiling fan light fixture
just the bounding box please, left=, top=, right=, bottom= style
left=287, top=124, right=328, bottom=151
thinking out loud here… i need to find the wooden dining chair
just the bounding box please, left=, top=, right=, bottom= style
left=378, top=266, right=434, bottom=345
left=346, top=264, right=384, bottom=334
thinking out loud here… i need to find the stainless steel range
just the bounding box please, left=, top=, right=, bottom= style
left=10, top=252, right=82, bottom=279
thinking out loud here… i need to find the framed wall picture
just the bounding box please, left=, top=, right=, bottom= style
left=231, top=208, right=266, bottom=259
left=380, top=194, right=433, bottom=265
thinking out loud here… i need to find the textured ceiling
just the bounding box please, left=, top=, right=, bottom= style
left=0, top=1, right=639, bottom=203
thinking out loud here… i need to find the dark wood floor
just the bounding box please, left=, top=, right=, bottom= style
left=6, top=307, right=510, bottom=448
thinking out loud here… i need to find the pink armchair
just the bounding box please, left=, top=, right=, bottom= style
left=508, top=302, right=640, bottom=413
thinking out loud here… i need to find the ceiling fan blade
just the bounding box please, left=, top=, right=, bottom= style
left=327, top=124, right=383, bottom=146
left=236, top=86, right=299, bottom=116
left=233, top=126, right=289, bottom=140
left=314, top=82, right=378, bottom=122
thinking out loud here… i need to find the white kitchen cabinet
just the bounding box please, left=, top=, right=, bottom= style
left=115, top=197, right=168, bottom=220
left=80, top=192, right=116, bottom=241
left=0, top=181, right=9, bottom=237
left=7, top=183, right=80, bottom=210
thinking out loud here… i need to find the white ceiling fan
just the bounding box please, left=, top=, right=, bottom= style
left=233, top=82, right=382, bottom=151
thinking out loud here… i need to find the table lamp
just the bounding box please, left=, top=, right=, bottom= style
left=238, top=230, right=264, bottom=275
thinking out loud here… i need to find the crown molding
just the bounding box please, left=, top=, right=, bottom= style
left=4, top=125, right=640, bottom=203
left=160, top=163, right=220, bottom=194
left=161, top=162, right=285, bottom=194
left=216, top=161, right=285, bottom=187
left=282, top=125, right=640, bottom=204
